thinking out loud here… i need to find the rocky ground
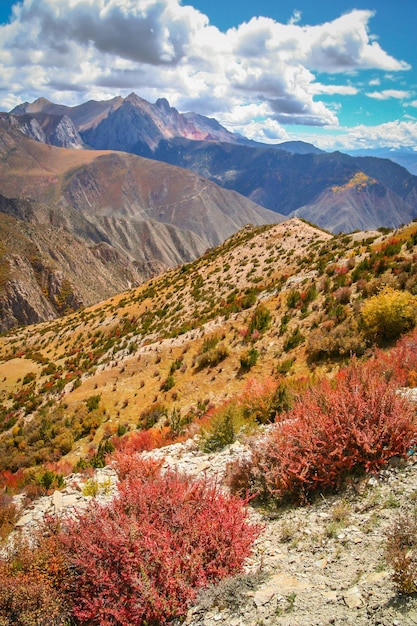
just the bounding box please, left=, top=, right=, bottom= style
left=12, top=436, right=417, bottom=626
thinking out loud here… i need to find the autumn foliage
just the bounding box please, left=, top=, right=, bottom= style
left=385, top=511, right=417, bottom=594
left=0, top=534, right=69, bottom=626
left=113, top=426, right=173, bottom=454
left=52, top=460, right=261, bottom=626
left=228, top=361, right=417, bottom=505
left=362, top=286, right=417, bottom=341
left=370, top=327, right=417, bottom=387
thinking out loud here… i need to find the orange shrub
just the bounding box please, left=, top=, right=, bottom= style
left=0, top=494, right=18, bottom=540
left=0, top=535, right=69, bottom=625
left=371, top=328, right=417, bottom=387
left=239, top=376, right=290, bottom=423
left=114, top=427, right=173, bottom=455
left=0, top=469, right=26, bottom=494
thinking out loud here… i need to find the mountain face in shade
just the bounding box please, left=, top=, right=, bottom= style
left=153, top=140, right=417, bottom=232
left=7, top=112, right=84, bottom=149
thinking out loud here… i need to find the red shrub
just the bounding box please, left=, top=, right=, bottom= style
left=371, top=328, right=417, bottom=387
left=110, top=452, right=163, bottom=481
left=238, top=376, right=281, bottom=423
left=56, top=461, right=261, bottom=625
left=0, top=469, right=26, bottom=494
left=228, top=361, right=417, bottom=504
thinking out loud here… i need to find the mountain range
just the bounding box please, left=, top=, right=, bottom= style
left=1, top=92, right=417, bottom=330
left=0, top=114, right=278, bottom=331
left=10, top=93, right=417, bottom=233
left=347, top=147, right=417, bottom=176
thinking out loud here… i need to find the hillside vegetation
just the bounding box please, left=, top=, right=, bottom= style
left=2, top=216, right=417, bottom=473
left=2, top=217, right=417, bottom=624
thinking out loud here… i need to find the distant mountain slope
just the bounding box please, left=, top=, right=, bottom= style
left=0, top=198, right=148, bottom=331
left=347, top=148, right=417, bottom=176
left=0, top=116, right=279, bottom=246
left=154, top=140, right=417, bottom=231
left=10, top=94, right=417, bottom=232
left=274, top=140, right=324, bottom=155
left=291, top=178, right=414, bottom=233
left=7, top=112, right=84, bottom=149
left=0, top=117, right=280, bottom=330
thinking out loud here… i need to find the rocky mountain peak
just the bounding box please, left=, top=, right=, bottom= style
left=7, top=112, right=83, bottom=150
left=12, top=96, right=53, bottom=114
left=155, top=97, right=172, bottom=113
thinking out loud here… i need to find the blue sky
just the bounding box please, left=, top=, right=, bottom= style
left=0, top=0, right=416, bottom=151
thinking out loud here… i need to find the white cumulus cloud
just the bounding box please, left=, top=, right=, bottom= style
left=0, top=0, right=411, bottom=136
left=298, top=121, right=417, bottom=152
left=366, top=89, right=410, bottom=100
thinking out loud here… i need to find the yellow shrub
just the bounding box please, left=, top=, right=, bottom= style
left=362, top=287, right=417, bottom=341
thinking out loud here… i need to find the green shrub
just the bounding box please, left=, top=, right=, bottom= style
left=201, top=334, right=220, bottom=353
left=306, top=319, right=366, bottom=362
left=241, top=291, right=257, bottom=309
left=85, top=394, right=101, bottom=412
left=239, top=348, right=259, bottom=371
left=276, top=357, right=295, bottom=375
left=286, top=290, right=301, bottom=309
left=196, top=344, right=229, bottom=369
left=90, top=438, right=114, bottom=468
left=199, top=404, right=255, bottom=453
left=161, top=375, right=175, bottom=392
left=169, top=359, right=183, bottom=375
left=283, top=327, right=304, bottom=352
left=37, top=469, right=64, bottom=492
left=139, top=403, right=168, bottom=429
left=22, top=372, right=36, bottom=385
left=247, top=304, right=271, bottom=336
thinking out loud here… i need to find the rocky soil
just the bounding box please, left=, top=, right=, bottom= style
left=12, top=436, right=417, bottom=626
left=146, top=439, right=417, bottom=626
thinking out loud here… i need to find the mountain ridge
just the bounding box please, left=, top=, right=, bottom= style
left=0, top=117, right=280, bottom=330
left=10, top=94, right=417, bottom=233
